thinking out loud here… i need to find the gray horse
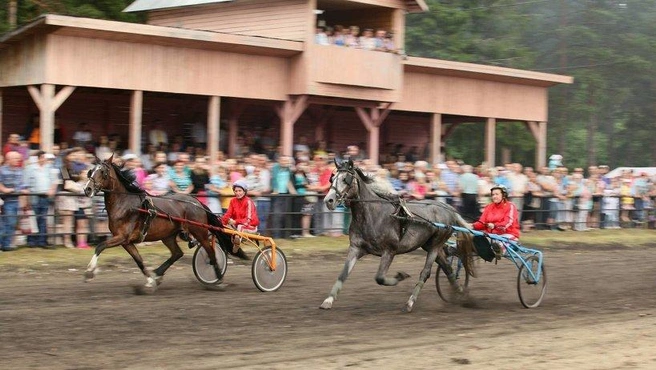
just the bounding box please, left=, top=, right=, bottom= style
left=320, top=159, right=476, bottom=312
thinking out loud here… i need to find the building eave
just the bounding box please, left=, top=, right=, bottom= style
left=404, top=56, right=573, bottom=87
left=1, top=14, right=303, bottom=57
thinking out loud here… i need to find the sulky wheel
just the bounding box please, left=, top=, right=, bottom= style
left=517, top=255, right=547, bottom=308
left=192, top=244, right=228, bottom=286
left=435, top=255, right=470, bottom=303
left=251, top=246, right=288, bottom=292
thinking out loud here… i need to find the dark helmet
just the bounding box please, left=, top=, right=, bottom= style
left=490, top=184, right=508, bottom=198
left=232, top=179, right=248, bottom=193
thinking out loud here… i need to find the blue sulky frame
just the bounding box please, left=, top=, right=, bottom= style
left=433, top=222, right=547, bottom=308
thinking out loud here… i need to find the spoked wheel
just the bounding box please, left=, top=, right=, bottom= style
left=435, top=255, right=470, bottom=303
left=517, top=255, right=547, bottom=308
left=192, top=244, right=228, bottom=286
left=251, top=246, right=288, bottom=292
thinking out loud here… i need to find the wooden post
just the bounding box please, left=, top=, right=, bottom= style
left=525, top=121, right=547, bottom=169
left=485, top=117, right=496, bottom=168
left=0, top=89, right=3, bottom=145
left=537, top=121, right=547, bottom=168
left=429, top=113, right=442, bottom=164
left=27, top=84, right=76, bottom=153
left=275, top=95, right=308, bottom=157
left=129, top=90, right=143, bottom=155
left=355, top=103, right=392, bottom=165
left=227, top=100, right=246, bottom=158
left=207, top=96, right=220, bottom=163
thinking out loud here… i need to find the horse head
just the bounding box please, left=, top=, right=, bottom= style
left=84, top=154, right=115, bottom=197
left=324, top=158, right=359, bottom=210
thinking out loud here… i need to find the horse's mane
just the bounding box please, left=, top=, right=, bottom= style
left=110, top=162, right=146, bottom=194
left=353, top=167, right=400, bottom=202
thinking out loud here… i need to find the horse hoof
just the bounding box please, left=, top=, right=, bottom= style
left=395, top=272, right=411, bottom=282
left=403, top=301, right=415, bottom=313
left=319, top=298, right=334, bottom=310
left=84, top=270, right=95, bottom=281
left=133, top=284, right=157, bottom=295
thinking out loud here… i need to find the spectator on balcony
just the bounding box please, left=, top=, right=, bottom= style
left=315, top=26, right=329, bottom=45
left=346, top=25, right=360, bottom=47
left=374, top=29, right=387, bottom=51
left=383, top=32, right=397, bottom=53
left=360, top=28, right=376, bottom=50
left=332, top=25, right=346, bottom=46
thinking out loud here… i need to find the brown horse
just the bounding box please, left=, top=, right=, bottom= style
left=82, top=155, right=234, bottom=291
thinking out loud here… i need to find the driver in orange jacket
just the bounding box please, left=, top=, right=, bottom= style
left=222, top=180, right=259, bottom=252
left=472, top=184, right=519, bottom=257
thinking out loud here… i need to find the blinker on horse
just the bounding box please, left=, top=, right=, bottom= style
left=82, top=154, right=234, bottom=291
left=321, top=159, right=476, bottom=312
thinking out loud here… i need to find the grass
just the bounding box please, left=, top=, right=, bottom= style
left=1, top=229, right=654, bottom=269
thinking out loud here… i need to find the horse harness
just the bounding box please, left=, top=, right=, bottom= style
left=332, top=166, right=415, bottom=239
left=89, top=162, right=159, bottom=242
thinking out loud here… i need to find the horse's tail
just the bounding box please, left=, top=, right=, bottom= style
left=455, top=213, right=477, bottom=278
left=202, top=204, right=234, bottom=254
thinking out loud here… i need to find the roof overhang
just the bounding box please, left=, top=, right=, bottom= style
left=125, top=0, right=429, bottom=13
left=404, top=57, right=573, bottom=87
left=405, top=0, right=428, bottom=13
left=124, top=0, right=234, bottom=13
left=0, top=14, right=303, bottom=57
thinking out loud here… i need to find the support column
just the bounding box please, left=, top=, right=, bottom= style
left=227, top=100, right=246, bottom=158
left=129, top=90, right=143, bottom=155
left=355, top=103, right=392, bottom=165
left=485, top=117, right=496, bottom=168
left=308, top=106, right=335, bottom=144
left=429, top=113, right=442, bottom=164
left=207, top=96, right=221, bottom=163
left=525, top=120, right=547, bottom=169
left=275, top=95, right=308, bottom=157
left=0, top=89, right=3, bottom=145
left=27, top=84, right=76, bottom=153
left=537, top=121, right=547, bottom=168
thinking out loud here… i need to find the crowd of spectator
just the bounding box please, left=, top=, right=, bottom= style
left=1, top=129, right=654, bottom=251
left=315, top=24, right=398, bottom=53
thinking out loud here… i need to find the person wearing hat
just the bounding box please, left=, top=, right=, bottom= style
left=221, top=180, right=259, bottom=255
left=472, top=184, right=520, bottom=258
left=122, top=153, right=147, bottom=188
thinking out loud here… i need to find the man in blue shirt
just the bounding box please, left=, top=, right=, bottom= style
left=23, top=151, right=59, bottom=249
left=0, top=151, right=27, bottom=251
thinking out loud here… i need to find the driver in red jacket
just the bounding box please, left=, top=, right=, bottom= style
left=222, top=180, right=259, bottom=253
left=472, top=184, right=519, bottom=257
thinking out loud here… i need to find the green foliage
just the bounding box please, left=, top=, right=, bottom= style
left=408, top=0, right=656, bottom=168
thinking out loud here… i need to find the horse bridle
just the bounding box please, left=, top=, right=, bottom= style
left=330, top=168, right=356, bottom=205
left=86, top=162, right=115, bottom=193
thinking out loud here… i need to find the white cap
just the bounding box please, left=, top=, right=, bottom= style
left=122, top=153, right=138, bottom=161
left=44, top=153, right=56, bottom=160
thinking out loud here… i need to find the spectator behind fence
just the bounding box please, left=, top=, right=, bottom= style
left=0, top=151, right=27, bottom=251
left=58, top=147, right=87, bottom=249
left=23, top=151, right=59, bottom=249
left=270, top=156, right=295, bottom=238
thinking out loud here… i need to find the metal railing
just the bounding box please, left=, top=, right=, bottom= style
left=1, top=192, right=653, bottom=247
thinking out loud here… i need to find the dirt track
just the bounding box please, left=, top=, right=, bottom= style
left=2, top=245, right=656, bottom=369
